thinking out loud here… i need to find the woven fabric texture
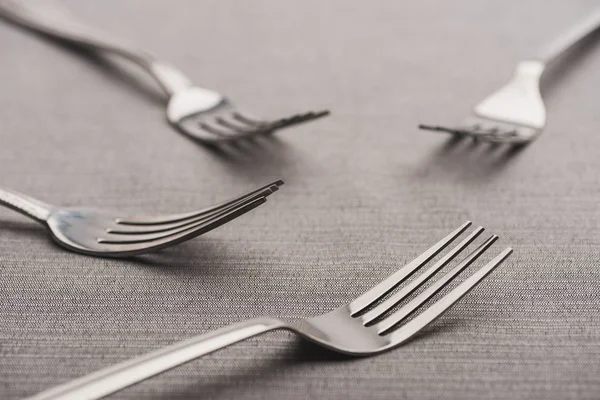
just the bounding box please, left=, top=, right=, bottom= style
left=1, top=0, right=599, bottom=399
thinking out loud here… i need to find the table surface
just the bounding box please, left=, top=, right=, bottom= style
left=1, top=1, right=599, bottom=399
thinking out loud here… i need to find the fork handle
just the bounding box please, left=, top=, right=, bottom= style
left=24, top=317, right=286, bottom=400
left=0, top=0, right=192, bottom=96
left=0, top=187, right=52, bottom=223
left=535, top=8, right=600, bottom=65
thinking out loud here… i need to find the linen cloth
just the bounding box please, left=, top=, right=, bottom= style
left=1, top=1, right=599, bottom=399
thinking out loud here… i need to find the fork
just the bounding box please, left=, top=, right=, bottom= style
left=24, top=221, right=512, bottom=400
left=0, top=0, right=330, bottom=144
left=419, top=9, right=600, bottom=144
left=0, top=180, right=283, bottom=257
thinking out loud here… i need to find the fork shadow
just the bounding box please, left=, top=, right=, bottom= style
left=410, top=135, right=526, bottom=184
left=0, top=217, right=261, bottom=278
left=0, top=217, right=48, bottom=241
left=99, top=238, right=285, bottom=280
left=136, top=336, right=356, bottom=400
left=186, top=133, right=318, bottom=182
left=120, top=240, right=268, bottom=278
left=135, top=318, right=470, bottom=400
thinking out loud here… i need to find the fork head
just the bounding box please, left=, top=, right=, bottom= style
left=166, top=86, right=330, bottom=144
left=420, top=61, right=546, bottom=144
left=44, top=181, right=282, bottom=257
left=294, top=222, right=512, bottom=355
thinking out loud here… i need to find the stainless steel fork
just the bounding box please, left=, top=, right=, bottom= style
left=0, top=0, right=329, bottom=144
left=24, top=221, right=512, bottom=400
left=0, top=180, right=283, bottom=257
left=420, top=9, right=600, bottom=143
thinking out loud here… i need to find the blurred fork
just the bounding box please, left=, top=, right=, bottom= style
left=0, top=180, right=283, bottom=257
left=420, top=9, right=600, bottom=144
left=24, top=221, right=512, bottom=400
left=0, top=0, right=329, bottom=144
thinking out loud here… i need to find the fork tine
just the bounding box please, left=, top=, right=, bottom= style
left=110, top=186, right=277, bottom=234
left=200, top=122, right=239, bottom=137
left=268, top=110, right=330, bottom=131
left=99, top=196, right=269, bottom=244
left=95, top=197, right=268, bottom=255
left=232, top=112, right=268, bottom=127
left=375, top=235, right=498, bottom=334
left=361, top=226, right=484, bottom=324
left=201, top=110, right=330, bottom=141
left=388, top=248, right=512, bottom=344
left=418, top=124, right=470, bottom=136
left=201, top=121, right=273, bottom=140
left=349, top=221, right=472, bottom=315
left=116, top=180, right=283, bottom=226
left=215, top=116, right=267, bottom=134
left=420, top=122, right=523, bottom=142
left=234, top=110, right=331, bottom=136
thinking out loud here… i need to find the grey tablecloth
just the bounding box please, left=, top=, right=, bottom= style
left=1, top=1, right=600, bottom=399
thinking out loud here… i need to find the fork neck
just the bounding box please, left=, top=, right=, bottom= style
left=25, top=317, right=286, bottom=400
left=148, top=61, right=195, bottom=97
left=533, top=9, right=600, bottom=66
left=0, top=187, right=52, bottom=224
left=0, top=0, right=193, bottom=98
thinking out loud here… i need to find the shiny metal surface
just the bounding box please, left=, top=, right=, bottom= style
left=0, top=180, right=283, bottom=257
left=25, top=222, right=512, bottom=400
left=420, top=8, right=600, bottom=144
left=0, top=0, right=329, bottom=144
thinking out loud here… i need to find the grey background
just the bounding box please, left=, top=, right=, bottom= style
left=1, top=1, right=599, bottom=399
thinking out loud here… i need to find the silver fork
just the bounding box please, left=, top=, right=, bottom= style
left=420, top=9, right=600, bottom=144
left=0, top=180, right=283, bottom=257
left=0, top=0, right=330, bottom=144
left=24, top=221, right=512, bottom=400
